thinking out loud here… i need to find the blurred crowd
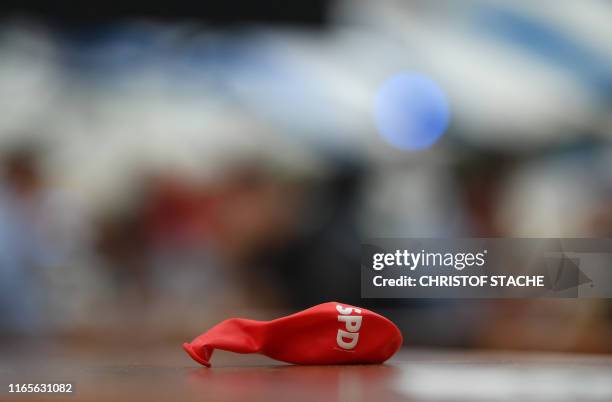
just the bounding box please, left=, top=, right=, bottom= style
left=0, top=0, right=612, bottom=353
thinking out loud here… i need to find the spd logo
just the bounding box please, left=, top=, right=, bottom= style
left=336, top=304, right=362, bottom=350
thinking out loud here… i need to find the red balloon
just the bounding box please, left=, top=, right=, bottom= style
left=183, top=302, right=403, bottom=367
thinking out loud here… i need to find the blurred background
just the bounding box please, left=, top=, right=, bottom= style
left=0, top=0, right=611, bottom=354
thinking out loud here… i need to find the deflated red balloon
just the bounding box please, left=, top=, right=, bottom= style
left=183, top=302, right=403, bottom=367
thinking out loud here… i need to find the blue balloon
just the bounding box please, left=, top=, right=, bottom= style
left=374, top=73, right=450, bottom=150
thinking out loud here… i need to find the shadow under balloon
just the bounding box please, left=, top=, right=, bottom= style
left=185, top=363, right=403, bottom=402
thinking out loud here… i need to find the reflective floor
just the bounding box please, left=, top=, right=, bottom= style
left=1, top=344, right=611, bottom=402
